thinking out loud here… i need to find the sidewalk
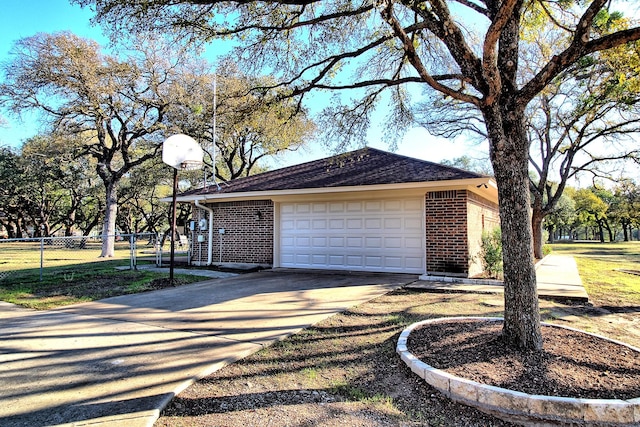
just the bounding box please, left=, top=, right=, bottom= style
left=407, top=254, right=589, bottom=302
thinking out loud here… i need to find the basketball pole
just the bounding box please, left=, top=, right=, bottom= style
left=170, top=166, right=178, bottom=283
left=162, top=134, right=204, bottom=283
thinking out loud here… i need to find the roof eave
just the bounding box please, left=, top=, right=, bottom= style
left=166, top=177, right=498, bottom=204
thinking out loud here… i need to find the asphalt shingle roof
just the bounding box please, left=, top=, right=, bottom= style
left=182, top=147, right=485, bottom=197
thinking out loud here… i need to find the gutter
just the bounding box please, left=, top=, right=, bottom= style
left=167, top=177, right=498, bottom=204
left=194, top=200, right=214, bottom=266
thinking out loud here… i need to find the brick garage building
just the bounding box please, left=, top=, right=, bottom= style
left=175, top=147, right=499, bottom=278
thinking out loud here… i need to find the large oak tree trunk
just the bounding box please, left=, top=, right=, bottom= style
left=485, top=105, right=542, bottom=351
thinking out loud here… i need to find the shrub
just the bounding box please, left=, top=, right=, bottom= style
left=481, top=227, right=503, bottom=279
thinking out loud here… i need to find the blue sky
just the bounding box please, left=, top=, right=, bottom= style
left=0, top=0, right=106, bottom=147
left=0, top=0, right=486, bottom=167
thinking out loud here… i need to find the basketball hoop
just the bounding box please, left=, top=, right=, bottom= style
left=180, top=160, right=203, bottom=171
left=162, top=134, right=204, bottom=170
left=161, top=134, right=204, bottom=283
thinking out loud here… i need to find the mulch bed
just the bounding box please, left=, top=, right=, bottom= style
left=407, top=318, right=640, bottom=400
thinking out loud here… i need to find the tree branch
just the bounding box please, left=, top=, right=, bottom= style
left=481, top=0, right=518, bottom=104
left=520, top=0, right=640, bottom=103
left=380, top=0, right=482, bottom=106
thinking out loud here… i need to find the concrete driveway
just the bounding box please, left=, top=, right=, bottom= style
left=0, top=270, right=416, bottom=427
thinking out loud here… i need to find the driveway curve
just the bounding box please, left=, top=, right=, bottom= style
left=0, top=270, right=415, bottom=427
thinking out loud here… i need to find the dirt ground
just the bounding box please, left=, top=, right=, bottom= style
left=156, top=289, right=640, bottom=427
left=408, top=318, right=640, bottom=400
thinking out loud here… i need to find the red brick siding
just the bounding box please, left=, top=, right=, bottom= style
left=191, top=200, right=273, bottom=265
left=425, top=190, right=469, bottom=275
left=467, top=192, right=500, bottom=277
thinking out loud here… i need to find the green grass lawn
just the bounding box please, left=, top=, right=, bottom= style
left=0, top=239, right=158, bottom=272
left=550, top=241, right=640, bottom=306
left=0, top=260, right=204, bottom=309
left=0, top=240, right=202, bottom=309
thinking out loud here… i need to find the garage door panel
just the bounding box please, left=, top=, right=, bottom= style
left=312, top=254, right=327, bottom=265
left=281, top=219, right=295, bottom=230
left=346, top=255, right=363, bottom=267
left=311, top=237, right=327, bottom=247
left=281, top=236, right=294, bottom=246
left=281, top=253, right=295, bottom=264
left=365, top=218, right=382, bottom=229
left=365, top=237, right=382, bottom=248
left=329, top=202, right=344, bottom=212
left=280, top=198, right=424, bottom=273
left=384, top=200, right=402, bottom=211
left=329, top=237, right=344, bottom=247
left=329, top=255, right=345, bottom=265
left=296, top=204, right=311, bottom=214
left=347, top=237, right=362, bottom=247
left=403, top=198, right=422, bottom=210
left=384, top=257, right=402, bottom=268
left=365, top=201, right=382, bottom=212
left=295, top=236, right=310, bottom=247
left=281, top=204, right=295, bottom=214
left=346, top=218, right=362, bottom=229
left=384, top=217, right=402, bottom=229
left=384, top=237, right=402, bottom=248
left=346, top=202, right=362, bottom=212
left=312, top=219, right=327, bottom=229
left=312, top=203, right=327, bottom=213
left=405, top=257, right=424, bottom=269
left=294, top=254, right=311, bottom=264
left=365, top=256, right=382, bottom=268
left=296, top=219, right=311, bottom=229
left=405, top=217, right=422, bottom=230
left=405, top=237, right=423, bottom=249
left=329, top=219, right=344, bottom=229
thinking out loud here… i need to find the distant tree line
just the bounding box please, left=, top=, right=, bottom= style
left=546, top=182, right=640, bottom=243
left=0, top=33, right=315, bottom=248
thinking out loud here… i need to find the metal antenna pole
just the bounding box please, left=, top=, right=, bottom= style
left=212, top=75, right=220, bottom=190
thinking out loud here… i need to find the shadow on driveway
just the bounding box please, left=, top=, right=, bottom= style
left=0, top=270, right=416, bottom=427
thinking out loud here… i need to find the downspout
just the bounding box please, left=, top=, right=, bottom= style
left=195, top=199, right=214, bottom=266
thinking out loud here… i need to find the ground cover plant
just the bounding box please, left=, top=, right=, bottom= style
left=156, top=242, right=640, bottom=426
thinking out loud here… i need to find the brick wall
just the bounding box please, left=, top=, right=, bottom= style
left=467, top=192, right=501, bottom=277
left=425, top=190, right=469, bottom=275
left=191, top=200, right=274, bottom=265
left=425, top=190, right=500, bottom=276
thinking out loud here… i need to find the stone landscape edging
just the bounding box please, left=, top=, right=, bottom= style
left=397, top=316, right=640, bottom=426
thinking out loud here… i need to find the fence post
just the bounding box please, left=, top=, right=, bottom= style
left=155, top=233, right=161, bottom=267
left=129, top=234, right=134, bottom=270
left=133, top=234, right=137, bottom=270
left=40, top=235, right=44, bottom=282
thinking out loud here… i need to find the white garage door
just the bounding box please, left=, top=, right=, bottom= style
left=279, top=198, right=424, bottom=273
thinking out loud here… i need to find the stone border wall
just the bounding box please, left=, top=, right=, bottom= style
left=397, top=317, right=640, bottom=426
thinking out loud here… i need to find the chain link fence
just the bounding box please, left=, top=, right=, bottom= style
left=0, top=233, right=191, bottom=285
